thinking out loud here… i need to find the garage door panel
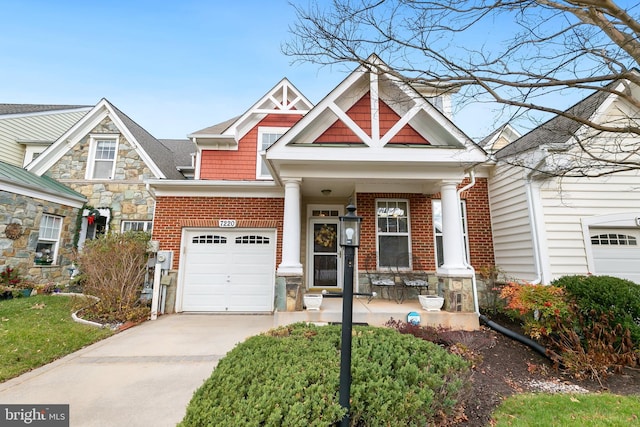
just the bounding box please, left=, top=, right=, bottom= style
left=181, top=229, right=276, bottom=312
left=591, top=228, right=640, bottom=284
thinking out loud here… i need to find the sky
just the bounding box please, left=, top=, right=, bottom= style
left=0, top=0, right=587, bottom=142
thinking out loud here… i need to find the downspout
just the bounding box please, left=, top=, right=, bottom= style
left=524, top=151, right=548, bottom=285
left=456, top=169, right=480, bottom=316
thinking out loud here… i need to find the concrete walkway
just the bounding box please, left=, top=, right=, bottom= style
left=0, top=314, right=275, bottom=427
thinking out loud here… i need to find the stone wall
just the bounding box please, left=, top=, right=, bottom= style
left=0, top=190, right=80, bottom=286
left=45, top=116, right=155, bottom=231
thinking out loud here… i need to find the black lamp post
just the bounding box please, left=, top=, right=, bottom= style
left=338, top=204, right=362, bottom=427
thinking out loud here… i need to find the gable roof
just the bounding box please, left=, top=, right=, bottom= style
left=267, top=54, right=485, bottom=166
left=479, top=123, right=521, bottom=153
left=495, top=86, right=613, bottom=159
left=0, top=104, right=90, bottom=116
left=188, top=79, right=313, bottom=149
left=26, top=99, right=185, bottom=179
left=0, top=160, right=85, bottom=207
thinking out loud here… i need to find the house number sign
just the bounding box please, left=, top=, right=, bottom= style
left=219, top=219, right=237, bottom=228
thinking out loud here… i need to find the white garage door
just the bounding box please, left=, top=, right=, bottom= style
left=181, top=229, right=276, bottom=312
left=591, top=228, right=640, bottom=284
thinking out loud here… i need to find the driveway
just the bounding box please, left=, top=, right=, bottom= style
left=0, top=314, right=275, bottom=426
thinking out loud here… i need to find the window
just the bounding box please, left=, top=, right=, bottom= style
left=591, top=233, right=638, bottom=246
left=433, top=199, right=469, bottom=267
left=376, top=200, right=410, bottom=269
left=121, top=221, right=152, bottom=233
left=87, top=135, right=118, bottom=179
left=257, top=127, right=288, bottom=179
left=35, top=214, right=62, bottom=265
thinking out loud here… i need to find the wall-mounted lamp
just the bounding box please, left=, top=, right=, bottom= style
left=321, top=189, right=332, bottom=196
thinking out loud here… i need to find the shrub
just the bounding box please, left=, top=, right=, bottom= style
left=179, top=323, right=470, bottom=427
left=75, top=232, right=150, bottom=323
left=552, top=275, right=640, bottom=343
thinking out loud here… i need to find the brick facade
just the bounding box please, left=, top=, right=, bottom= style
left=152, top=196, right=285, bottom=269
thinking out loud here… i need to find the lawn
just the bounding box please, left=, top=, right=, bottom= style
left=0, top=294, right=113, bottom=382
left=492, top=393, right=640, bottom=426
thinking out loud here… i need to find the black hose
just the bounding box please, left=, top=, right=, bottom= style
left=479, top=314, right=550, bottom=360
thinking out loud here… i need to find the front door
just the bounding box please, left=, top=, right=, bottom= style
left=309, top=219, right=341, bottom=289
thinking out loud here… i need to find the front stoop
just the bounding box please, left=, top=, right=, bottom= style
left=274, top=298, right=480, bottom=330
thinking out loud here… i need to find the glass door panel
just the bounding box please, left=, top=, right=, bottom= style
left=311, top=221, right=340, bottom=288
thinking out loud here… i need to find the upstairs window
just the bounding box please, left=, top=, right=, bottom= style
left=376, top=199, right=410, bottom=269
left=87, top=135, right=118, bottom=179
left=257, top=127, right=288, bottom=179
left=121, top=221, right=152, bottom=233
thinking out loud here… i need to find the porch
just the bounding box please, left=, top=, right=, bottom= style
left=273, top=296, right=480, bottom=330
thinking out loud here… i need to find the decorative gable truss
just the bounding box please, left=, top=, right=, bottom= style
left=268, top=55, right=484, bottom=166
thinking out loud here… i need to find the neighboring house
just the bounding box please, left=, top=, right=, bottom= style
left=0, top=104, right=91, bottom=167
left=25, top=98, right=186, bottom=252
left=0, top=160, right=86, bottom=284
left=489, top=77, right=640, bottom=284
left=148, top=56, right=494, bottom=316
left=479, top=123, right=521, bottom=154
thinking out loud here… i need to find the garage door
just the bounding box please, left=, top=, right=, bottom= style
left=181, top=229, right=276, bottom=312
left=591, top=228, right=640, bottom=284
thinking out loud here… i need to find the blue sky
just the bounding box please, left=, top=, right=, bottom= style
left=0, top=0, right=561, bottom=141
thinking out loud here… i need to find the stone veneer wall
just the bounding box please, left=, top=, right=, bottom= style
left=45, top=117, right=155, bottom=230
left=0, top=190, right=80, bottom=285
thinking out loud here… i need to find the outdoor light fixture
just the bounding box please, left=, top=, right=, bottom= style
left=339, top=204, right=361, bottom=247
left=321, top=189, right=332, bottom=196
left=337, top=203, right=362, bottom=427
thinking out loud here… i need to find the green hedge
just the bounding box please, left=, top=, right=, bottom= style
left=179, top=323, right=470, bottom=427
left=552, top=275, right=640, bottom=342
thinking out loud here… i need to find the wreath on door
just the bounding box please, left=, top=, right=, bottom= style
left=315, top=224, right=337, bottom=248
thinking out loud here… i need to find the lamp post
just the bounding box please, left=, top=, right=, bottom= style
left=338, top=204, right=362, bottom=427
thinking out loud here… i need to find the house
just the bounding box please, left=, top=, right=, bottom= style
left=0, top=160, right=86, bottom=284
left=1, top=99, right=188, bottom=284
left=489, top=76, right=640, bottom=284
left=0, top=104, right=91, bottom=167
left=148, top=56, right=495, bottom=316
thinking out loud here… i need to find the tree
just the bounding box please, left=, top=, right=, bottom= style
left=284, top=0, right=640, bottom=176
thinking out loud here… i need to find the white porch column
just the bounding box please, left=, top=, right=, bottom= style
left=278, top=178, right=303, bottom=275
left=437, top=180, right=471, bottom=277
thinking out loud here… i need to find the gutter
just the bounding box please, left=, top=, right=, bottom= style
left=524, top=150, right=548, bottom=285
left=456, top=169, right=481, bottom=316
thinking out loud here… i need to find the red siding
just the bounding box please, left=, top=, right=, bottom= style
left=314, top=92, right=429, bottom=144
left=199, top=114, right=302, bottom=180
left=152, top=196, right=285, bottom=269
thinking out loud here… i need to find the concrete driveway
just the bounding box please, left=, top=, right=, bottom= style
left=0, top=314, right=275, bottom=427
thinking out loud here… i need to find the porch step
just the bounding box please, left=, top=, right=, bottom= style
left=274, top=297, right=480, bottom=330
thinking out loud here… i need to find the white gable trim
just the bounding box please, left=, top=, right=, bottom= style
left=26, top=99, right=166, bottom=178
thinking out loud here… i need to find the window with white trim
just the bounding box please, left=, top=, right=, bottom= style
left=257, top=127, right=288, bottom=179
left=121, top=221, right=152, bottom=233
left=376, top=199, right=410, bottom=269
left=591, top=233, right=638, bottom=246
left=433, top=199, right=469, bottom=267
left=87, top=135, right=118, bottom=179
left=35, top=214, right=62, bottom=265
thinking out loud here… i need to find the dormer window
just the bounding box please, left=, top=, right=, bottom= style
left=257, top=127, right=288, bottom=179
left=86, top=135, right=118, bottom=180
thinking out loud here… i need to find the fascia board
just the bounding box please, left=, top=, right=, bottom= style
left=146, top=179, right=284, bottom=198
left=105, top=105, right=166, bottom=178
left=26, top=101, right=109, bottom=175
left=1, top=178, right=86, bottom=208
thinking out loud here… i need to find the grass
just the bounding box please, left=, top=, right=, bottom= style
left=492, top=393, right=640, bottom=426
left=0, top=294, right=113, bottom=382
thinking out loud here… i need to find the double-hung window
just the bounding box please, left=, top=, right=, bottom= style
left=432, top=199, right=469, bottom=267
left=257, top=127, right=288, bottom=179
left=376, top=199, right=410, bottom=269
left=87, top=135, right=118, bottom=179
left=35, top=214, right=62, bottom=264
